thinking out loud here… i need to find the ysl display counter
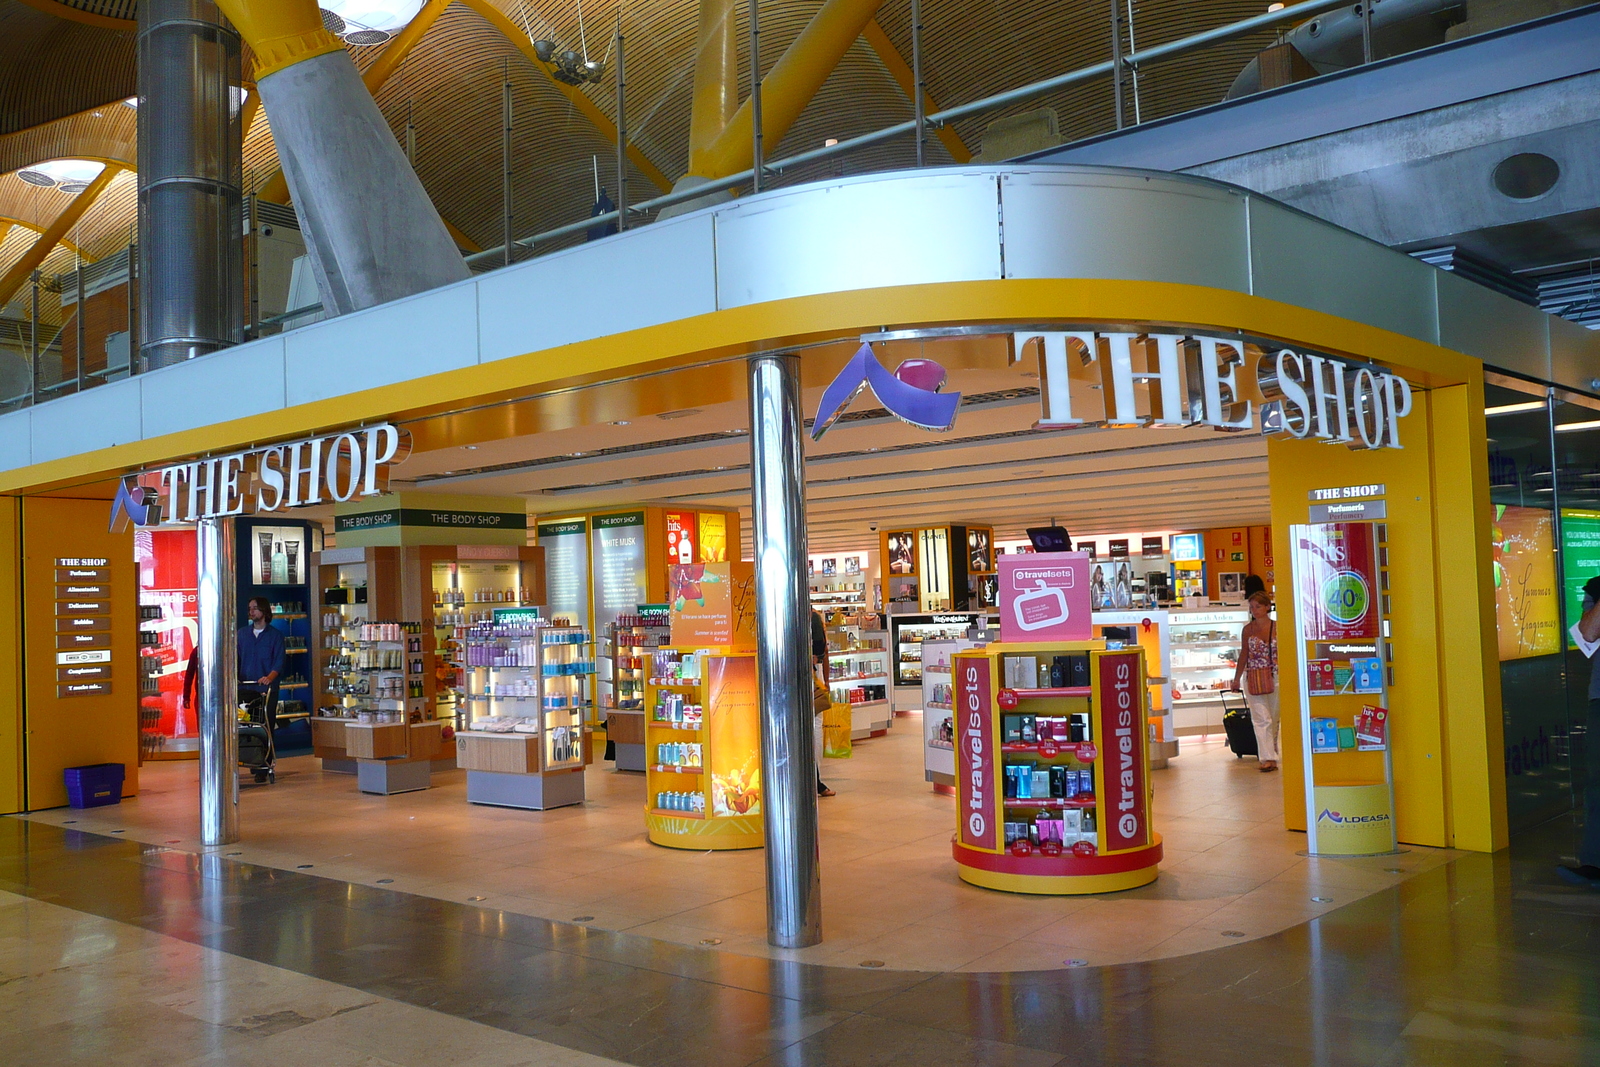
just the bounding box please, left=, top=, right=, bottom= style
left=643, top=647, right=763, bottom=850
left=951, top=641, right=1162, bottom=895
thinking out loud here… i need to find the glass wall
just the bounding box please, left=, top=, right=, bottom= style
left=1552, top=390, right=1600, bottom=857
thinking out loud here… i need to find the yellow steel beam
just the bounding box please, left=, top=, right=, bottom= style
left=0, top=165, right=120, bottom=307
left=0, top=218, right=89, bottom=261
left=457, top=0, right=673, bottom=193
left=211, top=0, right=344, bottom=81
left=443, top=218, right=483, bottom=253
left=688, top=0, right=740, bottom=174
left=695, top=0, right=885, bottom=180
left=859, top=19, right=971, bottom=164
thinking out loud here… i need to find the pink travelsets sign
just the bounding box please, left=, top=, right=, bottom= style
left=998, top=552, right=1093, bottom=642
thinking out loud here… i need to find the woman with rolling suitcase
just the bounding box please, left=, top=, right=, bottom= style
left=1231, top=591, right=1279, bottom=771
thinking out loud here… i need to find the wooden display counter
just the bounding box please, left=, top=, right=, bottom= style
left=951, top=642, right=1162, bottom=895
left=606, top=709, right=646, bottom=772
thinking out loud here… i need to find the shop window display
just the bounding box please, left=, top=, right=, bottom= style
left=134, top=527, right=199, bottom=757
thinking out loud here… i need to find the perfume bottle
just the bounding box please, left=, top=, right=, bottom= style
left=271, top=540, right=288, bottom=584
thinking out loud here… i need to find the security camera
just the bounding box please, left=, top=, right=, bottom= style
left=869, top=522, right=878, bottom=532
left=260, top=225, right=274, bottom=237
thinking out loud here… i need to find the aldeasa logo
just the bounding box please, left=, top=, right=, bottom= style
left=811, top=343, right=960, bottom=440
left=108, top=477, right=159, bottom=533
left=1317, top=808, right=1390, bottom=826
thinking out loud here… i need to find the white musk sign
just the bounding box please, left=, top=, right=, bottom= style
left=1012, top=330, right=1414, bottom=450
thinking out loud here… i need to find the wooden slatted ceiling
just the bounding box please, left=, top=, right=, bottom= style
left=0, top=2, right=134, bottom=136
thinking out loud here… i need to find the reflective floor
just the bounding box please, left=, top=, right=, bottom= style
left=3, top=809, right=1598, bottom=1064
left=17, top=725, right=1460, bottom=970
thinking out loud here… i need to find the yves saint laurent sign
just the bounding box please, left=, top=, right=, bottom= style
left=1011, top=330, right=1414, bottom=450
left=111, top=424, right=410, bottom=530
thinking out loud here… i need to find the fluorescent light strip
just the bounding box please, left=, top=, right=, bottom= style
left=1484, top=401, right=1546, bottom=416
left=1556, top=420, right=1600, bottom=433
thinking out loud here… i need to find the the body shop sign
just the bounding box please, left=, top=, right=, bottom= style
left=956, top=655, right=997, bottom=852
left=998, top=552, right=1092, bottom=642
left=1295, top=522, right=1380, bottom=641
left=1095, top=650, right=1148, bottom=852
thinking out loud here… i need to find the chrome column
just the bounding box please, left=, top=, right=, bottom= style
left=136, top=0, right=244, bottom=371
left=196, top=516, right=238, bottom=846
left=747, top=352, right=821, bottom=948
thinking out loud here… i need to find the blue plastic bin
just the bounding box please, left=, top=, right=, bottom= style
left=64, top=763, right=125, bottom=809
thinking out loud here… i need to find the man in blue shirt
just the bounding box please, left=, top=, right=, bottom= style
left=238, top=596, right=286, bottom=734
left=1562, top=576, right=1600, bottom=888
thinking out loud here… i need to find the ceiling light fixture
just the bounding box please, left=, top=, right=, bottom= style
left=1485, top=401, right=1546, bottom=415
left=464, top=445, right=478, bottom=450
left=612, top=420, right=631, bottom=426
left=1556, top=420, right=1600, bottom=433
left=531, top=0, right=606, bottom=86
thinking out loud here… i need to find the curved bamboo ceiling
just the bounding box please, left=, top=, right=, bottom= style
left=2, top=0, right=1276, bottom=309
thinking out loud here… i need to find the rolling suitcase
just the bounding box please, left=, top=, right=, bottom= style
left=1221, top=690, right=1258, bottom=759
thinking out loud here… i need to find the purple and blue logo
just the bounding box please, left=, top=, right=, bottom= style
left=811, top=343, right=960, bottom=441
left=108, top=478, right=158, bottom=533
left=1316, top=808, right=1389, bottom=826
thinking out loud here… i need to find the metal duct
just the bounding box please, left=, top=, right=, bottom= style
left=137, top=0, right=245, bottom=371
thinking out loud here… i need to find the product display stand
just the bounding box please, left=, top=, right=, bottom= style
left=1290, top=521, right=1398, bottom=857
left=951, top=641, right=1162, bottom=895
left=603, top=607, right=671, bottom=772
left=921, top=636, right=979, bottom=790
left=330, top=620, right=439, bottom=794
left=644, top=646, right=763, bottom=850
left=1167, top=608, right=1249, bottom=737
left=827, top=643, right=891, bottom=740
left=455, top=618, right=591, bottom=810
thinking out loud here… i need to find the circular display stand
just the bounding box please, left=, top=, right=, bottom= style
left=646, top=810, right=764, bottom=851
left=953, top=835, right=1163, bottom=895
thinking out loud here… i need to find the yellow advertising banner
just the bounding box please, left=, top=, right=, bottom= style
left=1492, top=504, right=1560, bottom=660
left=668, top=561, right=756, bottom=651
left=698, top=512, right=728, bottom=563
left=1311, top=782, right=1394, bottom=855
left=706, top=655, right=762, bottom=818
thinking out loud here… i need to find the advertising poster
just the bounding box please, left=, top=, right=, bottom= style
left=1356, top=704, right=1389, bottom=751
left=666, top=511, right=697, bottom=568
left=697, top=511, right=728, bottom=563
left=538, top=518, right=589, bottom=625
left=669, top=561, right=756, bottom=650
left=998, top=552, right=1092, bottom=642
left=1295, top=522, right=1380, bottom=641
left=1310, top=717, right=1339, bottom=753
left=590, top=511, right=646, bottom=634
left=1350, top=657, right=1384, bottom=694
left=886, top=531, right=916, bottom=574
left=954, top=655, right=997, bottom=852
left=134, top=528, right=199, bottom=741
left=1171, top=533, right=1201, bottom=562
left=706, top=655, right=761, bottom=818
left=1560, top=509, right=1600, bottom=650
left=1307, top=659, right=1335, bottom=696
left=1108, top=539, right=1130, bottom=559
left=250, top=525, right=306, bottom=586
left=1093, top=650, right=1148, bottom=852
left=1492, top=505, right=1560, bottom=660
left=968, top=529, right=992, bottom=572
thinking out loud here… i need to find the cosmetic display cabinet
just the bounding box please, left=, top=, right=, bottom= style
left=951, top=641, right=1162, bottom=895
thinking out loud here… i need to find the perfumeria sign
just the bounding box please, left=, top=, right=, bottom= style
left=110, top=424, right=410, bottom=530
left=1012, top=330, right=1415, bottom=450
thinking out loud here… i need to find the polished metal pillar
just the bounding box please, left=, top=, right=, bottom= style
left=747, top=352, right=821, bottom=948
left=137, top=0, right=244, bottom=371
left=196, top=516, right=239, bottom=846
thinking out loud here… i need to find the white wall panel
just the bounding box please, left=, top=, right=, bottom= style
left=478, top=214, right=718, bottom=364
left=141, top=335, right=288, bottom=441
left=1000, top=168, right=1251, bottom=293
left=284, top=279, right=479, bottom=408
left=30, top=376, right=142, bottom=464
left=0, top=410, right=30, bottom=472
left=714, top=171, right=1002, bottom=308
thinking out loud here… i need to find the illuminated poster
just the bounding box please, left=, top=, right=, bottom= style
left=706, top=655, right=761, bottom=817
left=590, top=511, right=645, bottom=634
left=1561, top=508, right=1600, bottom=649
left=697, top=511, right=728, bottom=563
left=1170, top=533, right=1201, bottom=561
left=666, top=511, right=697, bottom=567
left=134, top=528, right=199, bottom=744
left=1492, top=505, right=1559, bottom=660
left=669, top=561, right=756, bottom=650
left=1294, top=522, right=1379, bottom=641
left=249, top=524, right=306, bottom=585
left=537, top=518, right=588, bottom=627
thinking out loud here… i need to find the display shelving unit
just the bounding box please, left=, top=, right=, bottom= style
left=643, top=647, right=763, bottom=850
left=951, top=641, right=1162, bottom=895
left=455, top=620, right=591, bottom=810
left=1167, top=608, right=1248, bottom=737
left=827, top=644, right=891, bottom=740
left=330, top=620, right=441, bottom=794
left=921, top=637, right=979, bottom=790
left=809, top=571, right=870, bottom=617
left=602, top=607, right=671, bottom=771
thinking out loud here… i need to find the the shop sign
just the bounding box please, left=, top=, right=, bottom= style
left=110, top=423, right=410, bottom=530
left=1012, top=330, right=1415, bottom=450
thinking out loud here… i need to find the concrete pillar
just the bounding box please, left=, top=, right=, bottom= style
left=136, top=0, right=245, bottom=371
left=747, top=352, right=822, bottom=948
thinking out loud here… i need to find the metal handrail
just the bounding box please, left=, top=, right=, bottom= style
left=460, top=0, right=1353, bottom=267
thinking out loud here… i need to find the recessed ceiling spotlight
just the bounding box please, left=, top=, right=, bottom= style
left=570, top=451, right=586, bottom=457
left=658, top=409, right=702, bottom=420
left=612, top=420, right=631, bottom=426
left=464, top=445, right=478, bottom=450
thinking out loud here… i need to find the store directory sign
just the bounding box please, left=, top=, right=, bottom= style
left=537, top=518, right=588, bottom=626
left=998, top=552, right=1091, bottom=642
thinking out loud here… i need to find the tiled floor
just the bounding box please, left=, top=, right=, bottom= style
left=22, top=716, right=1457, bottom=971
